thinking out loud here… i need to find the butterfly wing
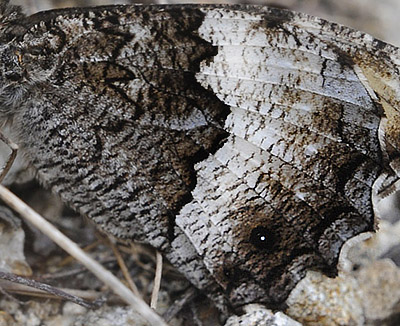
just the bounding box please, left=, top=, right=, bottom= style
left=4, top=5, right=231, bottom=308
left=2, top=4, right=398, bottom=308
left=179, top=6, right=392, bottom=306
left=10, top=5, right=229, bottom=242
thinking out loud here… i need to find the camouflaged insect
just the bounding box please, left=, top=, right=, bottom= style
left=0, top=0, right=399, bottom=312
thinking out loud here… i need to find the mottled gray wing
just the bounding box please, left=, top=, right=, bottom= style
left=180, top=7, right=388, bottom=306
left=0, top=4, right=231, bottom=308
left=1, top=3, right=400, bottom=309
left=2, top=6, right=229, bottom=307
left=181, top=7, right=400, bottom=306
left=7, top=5, right=230, bottom=242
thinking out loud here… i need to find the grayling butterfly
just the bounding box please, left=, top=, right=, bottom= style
left=0, top=0, right=399, bottom=313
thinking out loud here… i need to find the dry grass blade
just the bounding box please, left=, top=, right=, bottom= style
left=58, top=240, right=102, bottom=267
left=0, top=185, right=170, bottom=326
left=0, top=132, right=18, bottom=184
left=150, top=251, right=163, bottom=309
left=108, top=237, right=141, bottom=297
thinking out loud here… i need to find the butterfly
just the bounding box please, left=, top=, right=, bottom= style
left=0, top=0, right=398, bottom=312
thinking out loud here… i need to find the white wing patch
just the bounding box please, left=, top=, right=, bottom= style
left=176, top=7, right=383, bottom=305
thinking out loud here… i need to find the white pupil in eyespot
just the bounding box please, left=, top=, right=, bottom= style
left=260, top=235, right=266, bottom=241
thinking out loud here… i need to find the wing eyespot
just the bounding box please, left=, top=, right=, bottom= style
left=249, top=226, right=277, bottom=250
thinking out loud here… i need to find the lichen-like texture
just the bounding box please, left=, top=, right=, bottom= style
left=0, top=0, right=399, bottom=311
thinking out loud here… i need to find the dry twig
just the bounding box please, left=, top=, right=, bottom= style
left=0, top=271, right=98, bottom=309
left=0, top=185, right=170, bottom=326
left=0, top=280, right=102, bottom=302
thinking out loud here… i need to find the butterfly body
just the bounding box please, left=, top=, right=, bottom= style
left=0, top=1, right=398, bottom=310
